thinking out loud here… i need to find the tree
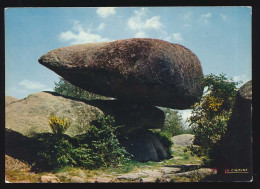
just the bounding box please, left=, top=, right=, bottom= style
left=160, top=108, right=190, bottom=137
left=54, top=77, right=109, bottom=100
left=188, top=73, right=240, bottom=157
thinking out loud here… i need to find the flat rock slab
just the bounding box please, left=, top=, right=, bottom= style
left=70, top=176, right=85, bottom=183
left=174, top=168, right=217, bottom=178
left=158, top=167, right=181, bottom=174
left=117, top=172, right=147, bottom=181
left=39, top=38, right=204, bottom=109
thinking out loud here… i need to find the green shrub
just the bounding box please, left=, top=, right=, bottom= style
left=188, top=73, right=239, bottom=158
left=157, top=131, right=173, bottom=149
left=150, top=130, right=173, bottom=149
left=80, top=115, right=132, bottom=168
left=34, top=115, right=132, bottom=171
left=36, top=134, right=77, bottom=170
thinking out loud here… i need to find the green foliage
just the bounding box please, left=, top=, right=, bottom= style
left=188, top=73, right=240, bottom=157
left=49, top=113, right=70, bottom=136
left=36, top=134, right=77, bottom=170
left=54, top=77, right=109, bottom=100
left=35, top=115, right=132, bottom=171
left=79, top=115, right=132, bottom=168
left=158, top=132, right=173, bottom=149
left=151, top=130, right=173, bottom=149
left=161, top=108, right=190, bottom=137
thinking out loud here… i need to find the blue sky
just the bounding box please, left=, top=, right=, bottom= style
left=5, top=7, right=252, bottom=122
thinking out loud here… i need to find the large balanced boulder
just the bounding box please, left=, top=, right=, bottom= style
left=216, top=80, right=252, bottom=181
left=39, top=38, right=204, bottom=109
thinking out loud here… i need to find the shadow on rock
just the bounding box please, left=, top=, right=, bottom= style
left=44, top=91, right=165, bottom=134
left=5, top=128, right=41, bottom=166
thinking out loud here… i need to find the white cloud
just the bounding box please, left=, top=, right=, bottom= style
left=232, top=74, right=251, bottom=87
left=19, top=79, right=47, bottom=90
left=134, top=31, right=148, bottom=38
left=201, top=12, right=212, bottom=24
left=96, top=7, right=116, bottom=18
left=173, top=33, right=183, bottom=42
left=164, top=33, right=183, bottom=43
left=134, top=7, right=147, bottom=17
left=220, top=14, right=227, bottom=21
left=127, top=8, right=163, bottom=31
left=97, top=23, right=105, bottom=30
left=59, top=20, right=111, bottom=45
left=144, top=16, right=163, bottom=30
left=184, top=12, right=192, bottom=20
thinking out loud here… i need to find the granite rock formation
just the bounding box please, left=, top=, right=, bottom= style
left=39, top=38, right=204, bottom=109
left=216, top=80, right=252, bottom=181
left=35, top=38, right=204, bottom=162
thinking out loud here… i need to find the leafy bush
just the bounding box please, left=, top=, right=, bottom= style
left=188, top=73, right=239, bottom=158
left=49, top=113, right=70, bottom=136
left=152, top=130, right=173, bottom=149
left=79, top=115, right=132, bottom=168
left=36, top=134, right=77, bottom=170
left=34, top=115, right=132, bottom=171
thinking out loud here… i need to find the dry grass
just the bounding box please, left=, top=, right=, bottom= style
left=5, top=155, right=40, bottom=183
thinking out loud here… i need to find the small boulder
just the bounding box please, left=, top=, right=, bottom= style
left=70, top=176, right=85, bottom=183
left=40, top=174, right=60, bottom=183
left=171, top=134, right=195, bottom=146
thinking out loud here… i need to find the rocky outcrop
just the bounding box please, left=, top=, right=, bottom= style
left=39, top=38, right=204, bottom=109
left=5, top=92, right=167, bottom=161
left=86, top=100, right=165, bottom=134
left=5, top=96, right=19, bottom=106
left=120, top=130, right=172, bottom=162
left=5, top=92, right=164, bottom=136
left=5, top=92, right=103, bottom=137
left=215, top=80, right=252, bottom=181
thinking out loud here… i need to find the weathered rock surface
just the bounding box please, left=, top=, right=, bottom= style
left=215, top=80, right=252, bottom=180
left=5, top=92, right=103, bottom=137
left=173, top=168, right=217, bottom=178
left=40, top=174, right=60, bottom=183
left=39, top=38, right=204, bottom=109
left=171, top=134, right=195, bottom=146
left=121, top=130, right=172, bottom=162
left=5, top=92, right=164, bottom=136
left=70, top=176, right=85, bottom=183
left=5, top=96, right=19, bottom=106
left=5, top=92, right=169, bottom=162
left=87, top=100, right=165, bottom=133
